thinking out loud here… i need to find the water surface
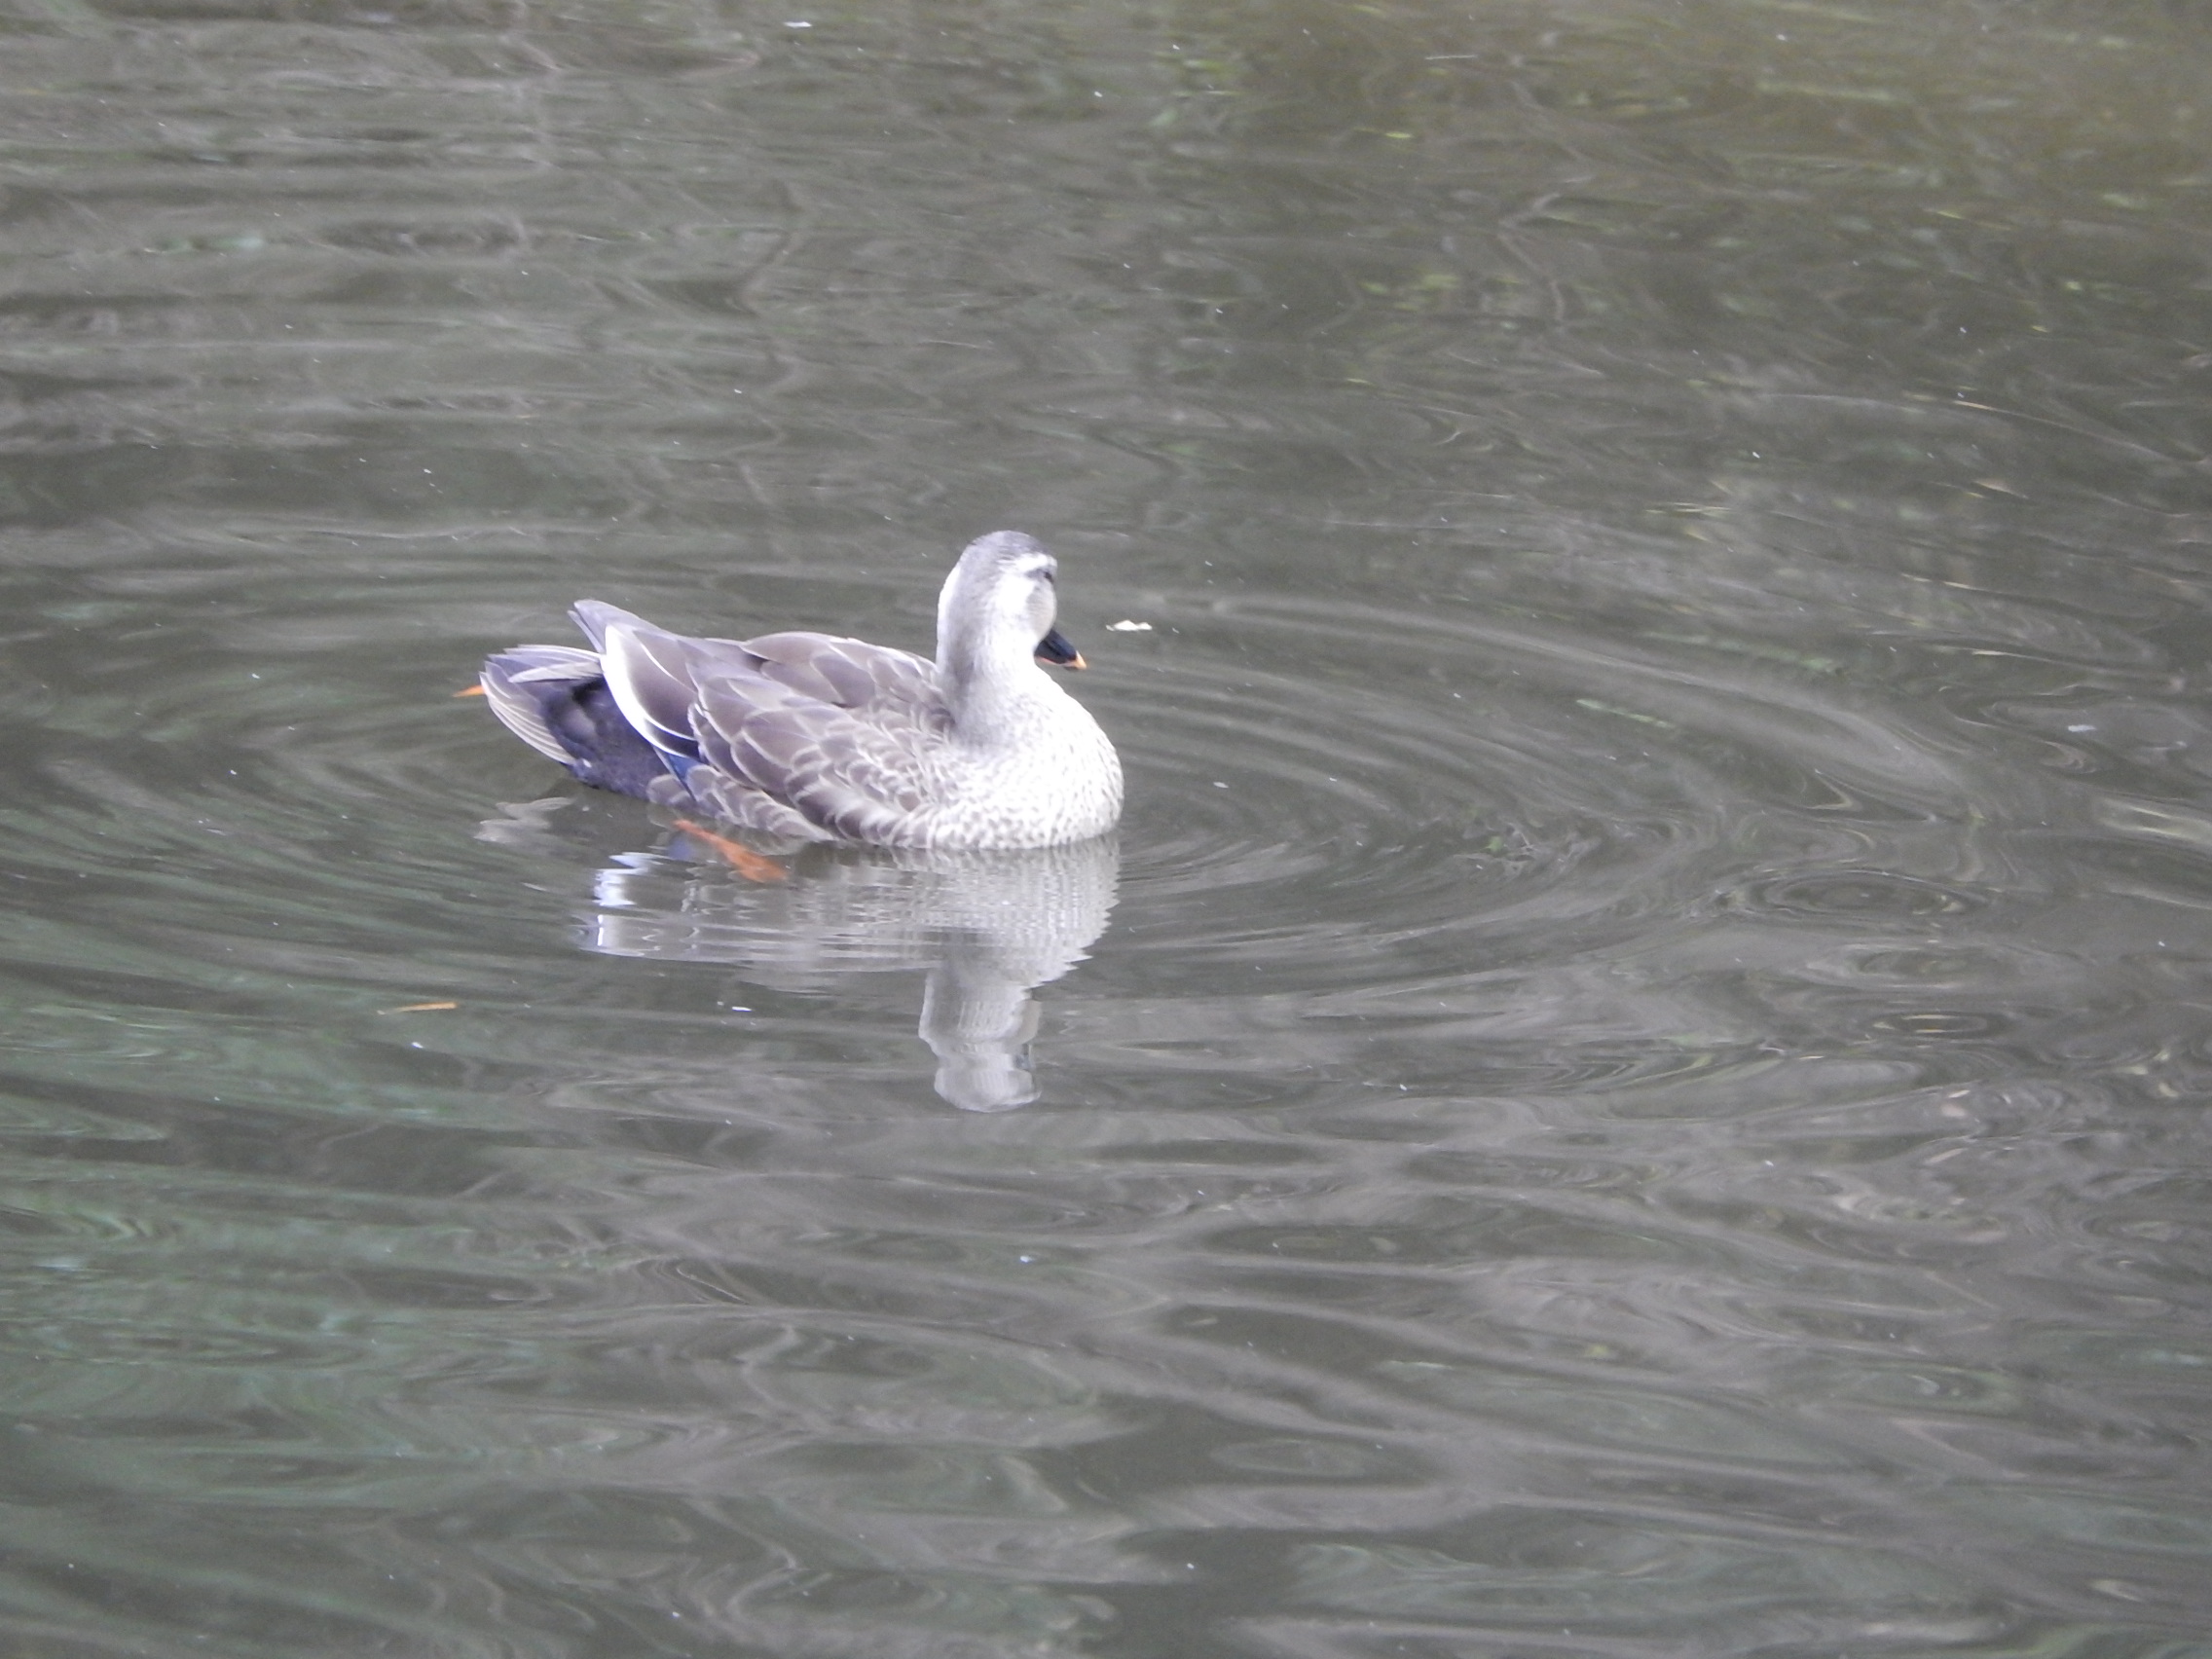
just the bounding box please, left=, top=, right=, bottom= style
left=4, top=2, right=2211, bottom=1655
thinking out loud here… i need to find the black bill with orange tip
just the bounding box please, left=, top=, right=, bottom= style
left=1034, top=626, right=1087, bottom=670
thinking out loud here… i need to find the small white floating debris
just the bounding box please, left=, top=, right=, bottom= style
left=1105, top=618, right=1153, bottom=632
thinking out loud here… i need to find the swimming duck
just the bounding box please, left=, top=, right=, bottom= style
left=478, top=531, right=1123, bottom=850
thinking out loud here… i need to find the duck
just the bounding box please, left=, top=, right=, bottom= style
left=478, top=531, right=1124, bottom=850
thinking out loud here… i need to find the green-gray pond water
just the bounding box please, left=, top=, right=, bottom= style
left=3, top=2, right=2211, bottom=1655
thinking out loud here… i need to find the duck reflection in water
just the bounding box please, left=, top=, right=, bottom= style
left=480, top=803, right=1118, bottom=1111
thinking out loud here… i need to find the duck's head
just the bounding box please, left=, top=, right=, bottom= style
left=939, top=530, right=1086, bottom=674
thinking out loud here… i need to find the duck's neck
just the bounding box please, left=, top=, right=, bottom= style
left=939, top=625, right=1047, bottom=745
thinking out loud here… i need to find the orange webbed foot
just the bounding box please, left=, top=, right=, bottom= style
left=671, top=818, right=789, bottom=883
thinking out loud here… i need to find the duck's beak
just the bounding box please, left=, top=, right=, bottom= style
left=1034, top=626, right=1087, bottom=671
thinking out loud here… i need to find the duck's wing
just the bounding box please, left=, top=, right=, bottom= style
left=737, top=629, right=942, bottom=714
left=576, top=602, right=719, bottom=772
left=688, top=666, right=949, bottom=844
left=583, top=603, right=951, bottom=843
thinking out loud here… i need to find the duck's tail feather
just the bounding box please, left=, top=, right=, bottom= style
left=479, top=644, right=674, bottom=799
left=480, top=645, right=598, bottom=763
